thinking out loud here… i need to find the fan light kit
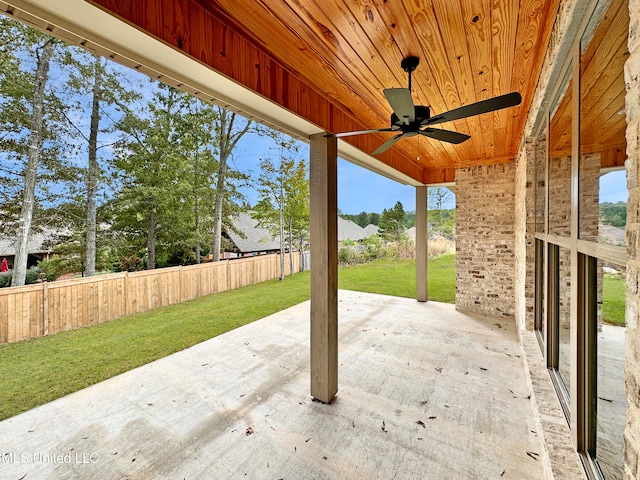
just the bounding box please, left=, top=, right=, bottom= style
left=329, top=56, right=522, bottom=155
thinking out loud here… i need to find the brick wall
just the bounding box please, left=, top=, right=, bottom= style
left=456, top=163, right=516, bottom=318
left=624, top=0, right=640, bottom=475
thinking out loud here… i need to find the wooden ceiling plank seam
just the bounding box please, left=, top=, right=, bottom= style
left=327, top=0, right=409, bottom=90
left=424, top=167, right=456, bottom=184
left=600, top=146, right=626, bottom=168
left=581, top=65, right=626, bottom=142
left=509, top=0, right=549, bottom=152
left=382, top=1, right=450, bottom=110
left=400, top=1, right=468, bottom=167
left=580, top=26, right=628, bottom=120
left=356, top=0, right=456, bottom=167
left=280, top=0, right=393, bottom=115
left=212, top=0, right=387, bottom=126
left=431, top=0, right=488, bottom=160
left=368, top=1, right=455, bottom=167
left=404, top=1, right=463, bottom=112
left=490, top=0, right=518, bottom=157
left=579, top=0, right=624, bottom=72
left=461, top=0, right=495, bottom=159
left=587, top=89, right=627, bottom=149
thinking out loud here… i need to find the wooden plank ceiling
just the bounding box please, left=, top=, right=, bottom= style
left=89, top=0, right=561, bottom=184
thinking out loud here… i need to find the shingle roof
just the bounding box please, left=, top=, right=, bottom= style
left=338, top=217, right=369, bottom=242
left=226, top=212, right=282, bottom=253
left=363, top=224, right=379, bottom=237
left=0, top=230, right=57, bottom=257
left=228, top=213, right=377, bottom=252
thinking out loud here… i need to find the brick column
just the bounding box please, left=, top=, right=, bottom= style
left=456, top=163, right=516, bottom=318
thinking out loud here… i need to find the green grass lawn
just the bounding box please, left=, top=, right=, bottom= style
left=603, top=273, right=626, bottom=326
left=0, top=255, right=456, bottom=421
left=338, top=253, right=456, bottom=303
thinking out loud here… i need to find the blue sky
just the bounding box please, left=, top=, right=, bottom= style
left=600, top=170, right=628, bottom=203
left=233, top=131, right=424, bottom=214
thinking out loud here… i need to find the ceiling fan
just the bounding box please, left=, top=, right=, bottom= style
left=329, top=56, right=522, bottom=155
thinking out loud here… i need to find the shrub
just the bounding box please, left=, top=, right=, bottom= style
left=117, top=255, right=143, bottom=272
left=338, top=245, right=363, bottom=266
left=0, top=272, right=11, bottom=288
left=37, top=256, right=67, bottom=282
left=25, top=266, right=42, bottom=284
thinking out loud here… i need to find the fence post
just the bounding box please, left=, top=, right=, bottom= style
left=124, top=271, right=129, bottom=316
left=43, top=282, right=49, bottom=336
left=179, top=265, right=183, bottom=303
left=226, top=259, right=231, bottom=291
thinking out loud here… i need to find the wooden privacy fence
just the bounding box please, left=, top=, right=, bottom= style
left=0, top=253, right=300, bottom=345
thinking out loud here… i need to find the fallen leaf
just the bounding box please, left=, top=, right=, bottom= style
left=416, top=420, right=426, bottom=428
left=246, top=427, right=254, bottom=436
left=428, top=416, right=437, bottom=420
left=479, top=367, right=488, bottom=371
left=305, top=438, right=312, bottom=443
left=322, top=456, right=328, bottom=460
left=501, top=470, right=506, bottom=477
left=381, top=421, right=387, bottom=433
left=435, top=367, right=442, bottom=373
left=526, top=451, right=539, bottom=460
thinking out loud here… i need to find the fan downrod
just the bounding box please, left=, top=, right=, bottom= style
left=401, top=56, right=419, bottom=92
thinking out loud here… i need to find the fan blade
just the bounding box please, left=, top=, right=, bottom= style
left=372, top=133, right=405, bottom=155
left=384, top=88, right=415, bottom=124
left=331, top=127, right=396, bottom=138
left=425, top=92, right=522, bottom=126
left=420, top=128, right=470, bottom=144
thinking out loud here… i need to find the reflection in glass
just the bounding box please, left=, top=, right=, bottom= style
left=535, top=134, right=547, bottom=233
left=596, top=266, right=626, bottom=479
left=579, top=0, right=628, bottom=245
left=548, top=67, right=572, bottom=238
left=598, top=171, right=627, bottom=246
left=557, top=246, right=571, bottom=397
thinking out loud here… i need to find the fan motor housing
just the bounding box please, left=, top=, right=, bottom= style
left=391, top=105, right=430, bottom=128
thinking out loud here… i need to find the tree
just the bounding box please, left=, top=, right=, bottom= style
left=253, top=135, right=309, bottom=278
left=64, top=52, right=139, bottom=276
left=111, top=83, right=191, bottom=269
left=428, top=186, right=454, bottom=236
left=175, top=97, right=219, bottom=263
left=355, top=211, right=369, bottom=228
left=0, top=19, right=61, bottom=286
left=210, top=107, right=252, bottom=261
left=378, top=201, right=405, bottom=241
left=285, top=158, right=310, bottom=271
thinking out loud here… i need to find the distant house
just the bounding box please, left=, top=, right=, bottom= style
left=221, top=212, right=283, bottom=258
left=337, top=217, right=378, bottom=245
left=222, top=213, right=378, bottom=256
left=0, top=230, right=57, bottom=270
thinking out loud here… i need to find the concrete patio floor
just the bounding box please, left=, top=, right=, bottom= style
left=1, top=291, right=545, bottom=479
